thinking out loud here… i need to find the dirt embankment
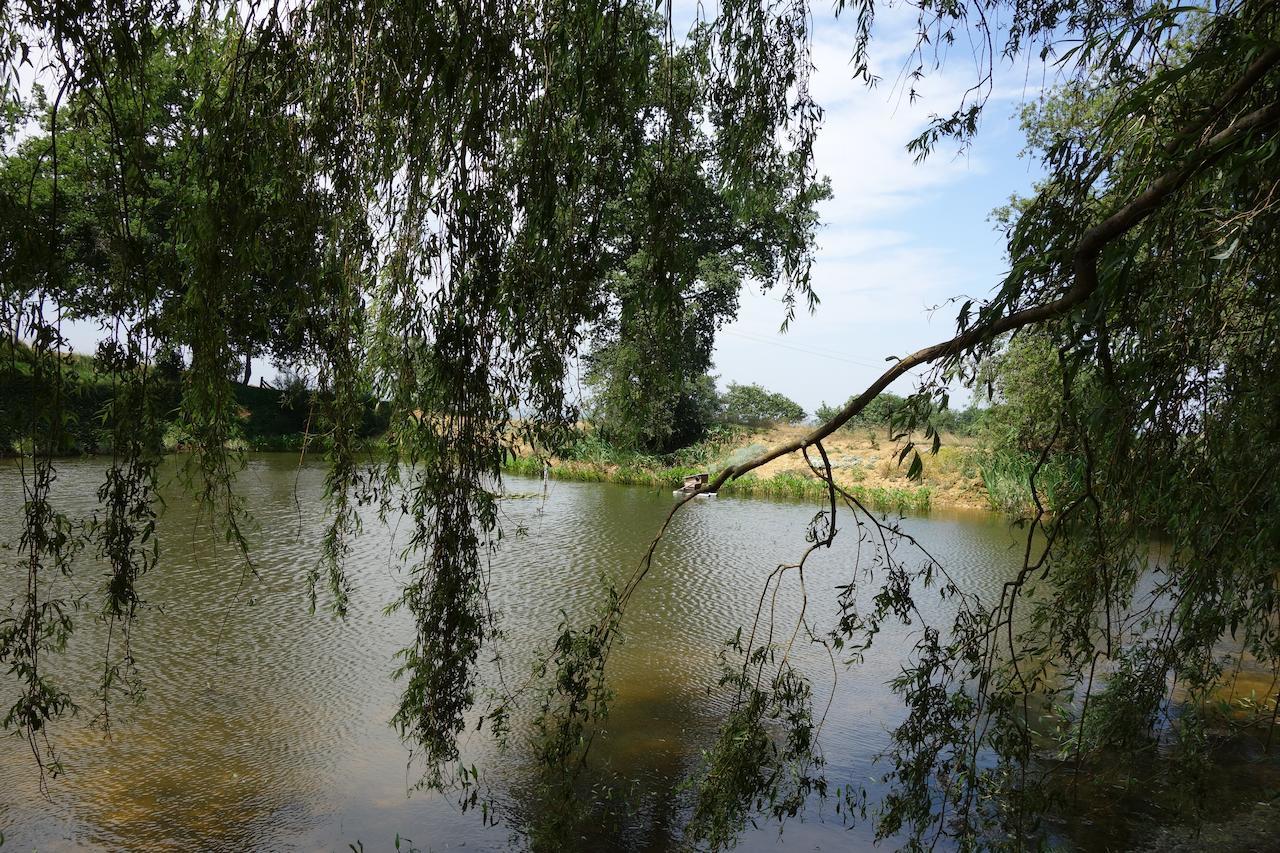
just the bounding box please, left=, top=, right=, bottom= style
left=727, top=424, right=990, bottom=510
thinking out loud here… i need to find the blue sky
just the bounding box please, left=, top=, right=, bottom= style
left=712, top=7, right=1050, bottom=413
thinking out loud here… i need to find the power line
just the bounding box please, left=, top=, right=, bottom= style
left=720, top=328, right=924, bottom=375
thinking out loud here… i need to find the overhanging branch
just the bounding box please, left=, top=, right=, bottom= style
left=698, top=93, right=1280, bottom=495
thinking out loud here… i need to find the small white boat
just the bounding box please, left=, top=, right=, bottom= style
left=674, top=472, right=715, bottom=498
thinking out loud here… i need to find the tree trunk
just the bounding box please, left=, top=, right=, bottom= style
left=242, top=351, right=252, bottom=386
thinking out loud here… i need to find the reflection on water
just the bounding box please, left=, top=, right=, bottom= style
left=0, top=455, right=1275, bottom=850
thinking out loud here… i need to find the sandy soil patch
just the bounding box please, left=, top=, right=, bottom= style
left=727, top=424, right=990, bottom=510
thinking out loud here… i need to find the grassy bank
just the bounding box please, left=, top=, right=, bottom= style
left=978, top=449, right=1084, bottom=515
left=722, top=472, right=933, bottom=513
left=502, top=431, right=940, bottom=514
left=160, top=382, right=388, bottom=454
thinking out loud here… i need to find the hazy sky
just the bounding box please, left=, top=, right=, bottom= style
left=711, top=7, right=1050, bottom=413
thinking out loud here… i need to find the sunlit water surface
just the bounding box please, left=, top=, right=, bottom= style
left=0, top=455, right=1275, bottom=850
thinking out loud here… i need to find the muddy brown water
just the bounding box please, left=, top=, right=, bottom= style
left=0, top=454, right=1275, bottom=851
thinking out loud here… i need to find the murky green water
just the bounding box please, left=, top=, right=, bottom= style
left=0, top=454, right=1275, bottom=850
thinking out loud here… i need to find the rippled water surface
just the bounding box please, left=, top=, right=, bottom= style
left=0, top=455, right=1274, bottom=851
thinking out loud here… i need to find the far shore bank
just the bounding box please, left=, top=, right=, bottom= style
left=503, top=423, right=995, bottom=514
left=3, top=362, right=1021, bottom=513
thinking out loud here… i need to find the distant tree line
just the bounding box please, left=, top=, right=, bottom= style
left=586, top=375, right=807, bottom=451
left=814, top=392, right=986, bottom=437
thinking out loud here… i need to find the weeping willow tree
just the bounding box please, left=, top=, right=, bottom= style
left=581, top=41, right=828, bottom=453
left=661, top=4, right=1280, bottom=849
left=0, top=0, right=821, bottom=796
left=2, top=0, right=1280, bottom=849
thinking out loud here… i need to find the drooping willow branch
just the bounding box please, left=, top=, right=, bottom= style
left=537, top=39, right=1280, bottom=844
left=2, top=5, right=1277, bottom=848
left=611, top=69, right=1280, bottom=620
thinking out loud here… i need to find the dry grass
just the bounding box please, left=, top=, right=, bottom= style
left=737, top=424, right=989, bottom=510
left=505, top=423, right=990, bottom=511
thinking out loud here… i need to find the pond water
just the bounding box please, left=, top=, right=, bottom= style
left=0, top=454, right=1275, bottom=851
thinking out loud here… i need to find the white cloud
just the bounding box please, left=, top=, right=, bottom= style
left=711, top=8, right=1045, bottom=413
left=809, top=40, right=983, bottom=226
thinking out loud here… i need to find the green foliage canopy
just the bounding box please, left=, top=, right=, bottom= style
left=580, top=40, right=827, bottom=453
left=717, top=381, right=807, bottom=426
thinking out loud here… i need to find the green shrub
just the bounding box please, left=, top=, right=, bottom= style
left=979, top=449, right=1082, bottom=514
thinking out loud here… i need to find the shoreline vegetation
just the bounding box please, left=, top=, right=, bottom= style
left=502, top=426, right=967, bottom=513
left=505, top=436, right=1061, bottom=516
left=0, top=346, right=1051, bottom=514
left=497, top=422, right=1073, bottom=516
